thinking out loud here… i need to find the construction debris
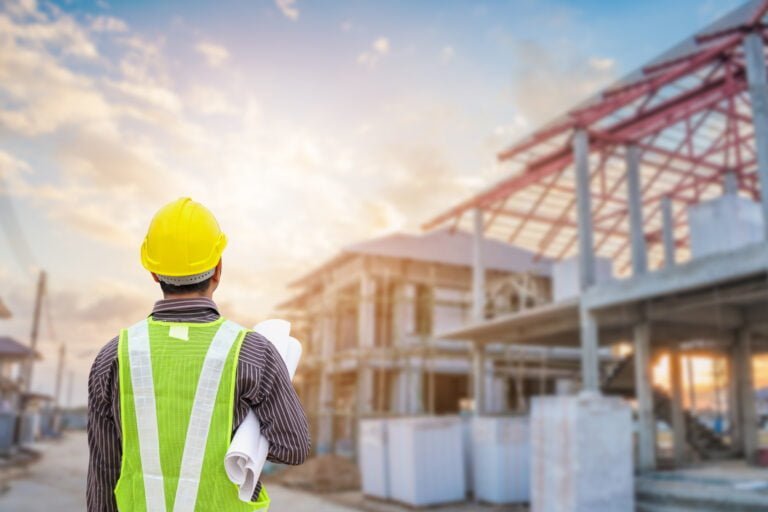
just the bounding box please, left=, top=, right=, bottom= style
left=273, top=454, right=360, bottom=493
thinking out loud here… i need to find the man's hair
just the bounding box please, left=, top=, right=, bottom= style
left=159, top=276, right=213, bottom=295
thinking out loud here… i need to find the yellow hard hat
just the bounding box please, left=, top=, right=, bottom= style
left=140, top=198, right=227, bottom=282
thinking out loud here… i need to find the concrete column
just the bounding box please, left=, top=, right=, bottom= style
left=743, top=32, right=768, bottom=240
left=574, top=129, right=600, bottom=392
left=472, top=342, right=486, bottom=415
left=723, top=171, right=739, bottom=196
left=626, top=144, right=647, bottom=276
left=669, top=349, right=687, bottom=466
left=317, top=289, right=337, bottom=454
left=579, top=305, right=600, bottom=391
left=472, top=207, right=486, bottom=321
left=634, top=321, right=656, bottom=471
left=727, top=342, right=743, bottom=453
left=736, top=328, right=759, bottom=462
left=357, top=274, right=376, bottom=416
left=661, top=196, right=676, bottom=268
left=573, top=129, right=596, bottom=289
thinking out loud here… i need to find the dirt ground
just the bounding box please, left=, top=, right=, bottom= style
left=0, top=431, right=360, bottom=512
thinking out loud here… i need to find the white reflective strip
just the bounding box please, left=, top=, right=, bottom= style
left=127, top=319, right=167, bottom=512
left=173, top=320, right=242, bottom=512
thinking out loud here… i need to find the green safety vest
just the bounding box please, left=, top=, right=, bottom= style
left=115, top=317, right=270, bottom=512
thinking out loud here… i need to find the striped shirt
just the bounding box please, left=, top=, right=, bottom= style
left=86, top=297, right=310, bottom=511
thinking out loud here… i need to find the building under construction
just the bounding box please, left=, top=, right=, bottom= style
left=420, top=0, right=768, bottom=508
left=278, top=228, right=619, bottom=456
left=278, top=2, right=768, bottom=510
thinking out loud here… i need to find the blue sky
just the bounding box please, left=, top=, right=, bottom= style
left=0, top=0, right=749, bottom=402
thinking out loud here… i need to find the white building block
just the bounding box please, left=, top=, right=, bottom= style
left=688, top=194, right=764, bottom=259
left=387, top=417, right=466, bottom=506
left=472, top=416, right=530, bottom=504
left=531, top=393, right=634, bottom=512
left=552, top=257, right=613, bottom=302
left=359, top=419, right=390, bottom=499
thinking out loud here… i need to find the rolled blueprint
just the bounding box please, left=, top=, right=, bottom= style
left=224, top=319, right=302, bottom=502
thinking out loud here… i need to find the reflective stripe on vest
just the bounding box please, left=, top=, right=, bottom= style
left=127, top=319, right=167, bottom=512
left=173, top=320, right=242, bottom=512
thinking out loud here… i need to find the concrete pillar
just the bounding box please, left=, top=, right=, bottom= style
left=573, top=129, right=596, bottom=289
left=727, top=342, right=743, bottom=453
left=574, top=129, right=600, bottom=391
left=317, top=288, right=337, bottom=454
left=579, top=305, right=600, bottom=391
left=472, top=342, right=485, bottom=415
left=743, top=32, right=768, bottom=240
left=634, top=321, right=656, bottom=471
left=661, top=196, right=676, bottom=268
left=669, top=349, right=687, bottom=466
left=626, top=144, right=647, bottom=276
left=735, top=328, right=759, bottom=462
left=472, top=207, right=486, bottom=321
left=357, top=274, right=376, bottom=416
left=723, top=171, right=739, bottom=196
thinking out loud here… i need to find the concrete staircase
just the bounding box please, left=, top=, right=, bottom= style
left=636, top=473, right=768, bottom=511
left=600, top=354, right=730, bottom=460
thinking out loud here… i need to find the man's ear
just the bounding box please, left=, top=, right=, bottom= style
left=213, top=259, right=223, bottom=283
left=151, top=273, right=160, bottom=283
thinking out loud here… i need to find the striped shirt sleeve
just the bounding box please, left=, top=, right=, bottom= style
left=86, top=337, right=121, bottom=512
left=236, top=332, right=311, bottom=465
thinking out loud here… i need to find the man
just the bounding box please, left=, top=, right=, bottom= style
left=87, top=198, right=310, bottom=511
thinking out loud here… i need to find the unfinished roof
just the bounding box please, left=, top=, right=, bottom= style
left=290, top=227, right=551, bottom=289
left=425, top=0, right=768, bottom=274
left=0, top=336, right=35, bottom=359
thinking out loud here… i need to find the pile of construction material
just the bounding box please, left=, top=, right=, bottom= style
left=359, top=415, right=530, bottom=507
left=358, top=393, right=634, bottom=511
left=275, top=453, right=360, bottom=493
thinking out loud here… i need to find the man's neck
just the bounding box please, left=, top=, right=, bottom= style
left=162, top=292, right=214, bottom=301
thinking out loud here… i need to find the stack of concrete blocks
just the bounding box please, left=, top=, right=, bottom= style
left=472, top=416, right=530, bottom=504
left=387, top=417, right=466, bottom=506
left=552, top=257, right=613, bottom=302
left=531, top=393, right=633, bottom=512
left=358, top=419, right=390, bottom=499
left=688, top=193, right=764, bottom=259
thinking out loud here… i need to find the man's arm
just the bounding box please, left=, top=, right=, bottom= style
left=86, top=339, right=121, bottom=512
left=239, top=332, right=311, bottom=465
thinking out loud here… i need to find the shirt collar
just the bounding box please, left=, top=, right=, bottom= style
left=151, top=297, right=220, bottom=316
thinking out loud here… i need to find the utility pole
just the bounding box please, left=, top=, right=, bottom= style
left=21, top=270, right=46, bottom=393
left=67, top=370, right=75, bottom=408
left=54, top=343, right=66, bottom=407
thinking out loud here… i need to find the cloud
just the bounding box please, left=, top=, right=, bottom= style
left=275, top=0, right=299, bottom=21
left=441, top=45, right=455, bottom=63
left=508, top=40, right=618, bottom=125
left=195, top=40, right=230, bottom=67
left=90, top=15, right=128, bottom=33
left=186, top=86, right=237, bottom=116
left=588, top=56, right=615, bottom=72
left=373, top=37, right=390, bottom=55
left=0, top=10, right=99, bottom=60
left=357, top=37, right=391, bottom=68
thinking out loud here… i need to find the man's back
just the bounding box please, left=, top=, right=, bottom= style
left=87, top=298, right=310, bottom=511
